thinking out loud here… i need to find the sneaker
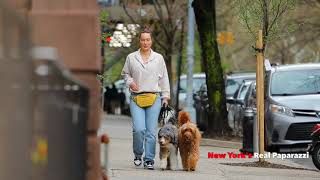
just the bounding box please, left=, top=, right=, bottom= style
left=144, top=161, right=154, bottom=170
left=133, top=157, right=142, bottom=166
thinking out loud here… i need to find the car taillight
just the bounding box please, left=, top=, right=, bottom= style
left=312, top=124, right=320, bottom=132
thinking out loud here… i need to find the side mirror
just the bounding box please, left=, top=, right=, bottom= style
left=179, top=87, right=186, bottom=93
left=235, top=99, right=245, bottom=105
left=226, top=97, right=235, bottom=104
left=252, top=89, right=257, bottom=98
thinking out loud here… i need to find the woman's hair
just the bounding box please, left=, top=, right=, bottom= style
left=139, top=26, right=152, bottom=38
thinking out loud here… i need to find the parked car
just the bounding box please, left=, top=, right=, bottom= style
left=265, top=63, right=320, bottom=152
left=225, top=72, right=256, bottom=100
left=227, top=80, right=255, bottom=135
left=114, top=79, right=130, bottom=105
left=107, top=79, right=130, bottom=115
left=174, top=73, right=206, bottom=110
left=225, top=72, right=256, bottom=111
left=192, top=72, right=256, bottom=131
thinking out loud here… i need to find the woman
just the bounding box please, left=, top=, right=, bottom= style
left=121, top=27, right=170, bottom=170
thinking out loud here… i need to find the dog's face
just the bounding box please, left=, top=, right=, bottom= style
left=158, top=135, right=172, bottom=147
left=180, top=125, right=198, bottom=143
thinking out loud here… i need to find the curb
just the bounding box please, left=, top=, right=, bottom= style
left=200, top=138, right=242, bottom=149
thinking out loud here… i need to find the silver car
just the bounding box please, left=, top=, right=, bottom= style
left=225, top=72, right=256, bottom=100
left=265, top=63, right=320, bottom=152
left=227, top=80, right=254, bottom=134
left=174, top=73, right=206, bottom=110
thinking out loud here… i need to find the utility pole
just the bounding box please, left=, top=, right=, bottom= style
left=185, top=0, right=196, bottom=123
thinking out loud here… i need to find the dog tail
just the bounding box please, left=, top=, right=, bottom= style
left=178, top=111, right=191, bottom=127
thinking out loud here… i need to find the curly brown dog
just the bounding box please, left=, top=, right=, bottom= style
left=178, top=111, right=201, bottom=171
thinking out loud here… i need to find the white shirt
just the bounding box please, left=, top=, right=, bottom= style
left=121, top=49, right=170, bottom=99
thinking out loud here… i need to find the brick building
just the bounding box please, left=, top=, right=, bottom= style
left=5, top=1, right=102, bottom=179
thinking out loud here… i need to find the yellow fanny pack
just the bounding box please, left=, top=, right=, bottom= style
left=132, top=93, right=157, bottom=108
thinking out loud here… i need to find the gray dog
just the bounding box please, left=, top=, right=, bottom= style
left=158, top=106, right=179, bottom=170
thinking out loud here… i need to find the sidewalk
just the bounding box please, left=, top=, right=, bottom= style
left=99, top=114, right=319, bottom=180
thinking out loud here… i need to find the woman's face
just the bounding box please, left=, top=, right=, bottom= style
left=140, top=33, right=152, bottom=52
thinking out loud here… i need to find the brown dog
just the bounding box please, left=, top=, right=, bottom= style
left=178, top=111, right=201, bottom=171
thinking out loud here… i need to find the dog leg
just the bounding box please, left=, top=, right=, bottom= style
left=168, top=144, right=178, bottom=170
left=185, top=156, right=191, bottom=171
left=180, top=149, right=189, bottom=171
left=160, top=148, right=168, bottom=170
left=189, top=156, right=198, bottom=171
left=169, top=152, right=178, bottom=170
left=166, top=156, right=171, bottom=170
left=160, top=158, right=167, bottom=170
left=189, top=149, right=200, bottom=171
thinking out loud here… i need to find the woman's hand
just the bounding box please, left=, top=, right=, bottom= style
left=130, top=82, right=139, bottom=92
left=162, top=97, right=169, bottom=107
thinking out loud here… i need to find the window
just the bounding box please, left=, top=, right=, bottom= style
left=271, top=70, right=320, bottom=95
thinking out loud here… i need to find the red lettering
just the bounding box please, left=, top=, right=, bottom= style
left=208, top=152, right=227, bottom=158
left=218, top=153, right=226, bottom=158
left=239, top=153, right=246, bottom=158
left=208, top=152, right=214, bottom=158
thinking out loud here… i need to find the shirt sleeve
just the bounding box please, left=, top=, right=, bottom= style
left=159, top=56, right=170, bottom=99
left=121, top=56, right=134, bottom=87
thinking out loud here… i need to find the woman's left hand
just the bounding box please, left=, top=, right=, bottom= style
left=162, top=97, right=169, bottom=107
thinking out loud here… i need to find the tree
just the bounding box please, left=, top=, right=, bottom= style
left=122, top=0, right=187, bottom=99
left=193, top=0, right=231, bottom=136
left=268, top=0, right=320, bottom=64
left=237, top=0, right=296, bottom=52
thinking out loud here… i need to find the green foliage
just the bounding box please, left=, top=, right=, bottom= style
left=100, top=9, right=108, bottom=27
left=221, top=62, right=231, bottom=73
left=105, top=58, right=126, bottom=84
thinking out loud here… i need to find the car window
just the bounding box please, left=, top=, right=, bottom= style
left=238, top=84, right=250, bottom=100
left=233, top=87, right=240, bottom=99
left=271, top=70, right=320, bottom=95
left=179, top=77, right=206, bottom=93
left=226, top=79, right=240, bottom=96
left=226, top=76, right=255, bottom=97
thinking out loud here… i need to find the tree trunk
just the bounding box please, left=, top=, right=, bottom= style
left=193, top=0, right=231, bottom=136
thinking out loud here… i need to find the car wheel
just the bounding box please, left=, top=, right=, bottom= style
left=264, top=129, right=279, bottom=152
left=311, top=144, right=320, bottom=170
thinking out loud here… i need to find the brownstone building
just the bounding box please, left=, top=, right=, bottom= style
left=6, top=1, right=102, bottom=179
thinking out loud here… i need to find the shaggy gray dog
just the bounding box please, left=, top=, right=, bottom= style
left=158, top=123, right=178, bottom=170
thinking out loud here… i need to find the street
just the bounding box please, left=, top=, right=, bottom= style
left=99, top=114, right=319, bottom=180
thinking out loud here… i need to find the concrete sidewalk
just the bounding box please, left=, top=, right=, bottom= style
left=99, top=114, right=319, bottom=180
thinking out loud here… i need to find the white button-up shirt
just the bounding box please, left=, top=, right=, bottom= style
left=121, top=49, right=170, bottom=99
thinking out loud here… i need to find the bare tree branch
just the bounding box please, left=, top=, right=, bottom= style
left=153, top=34, right=169, bottom=52
left=268, top=1, right=289, bottom=35
left=152, top=0, right=171, bottom=40
left=122, top=1, right=138, bottom=24
left=164, top=0, right=173, bottom=32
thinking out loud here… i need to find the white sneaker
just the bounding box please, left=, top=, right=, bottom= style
left=134, top=157, right=142, bottom=166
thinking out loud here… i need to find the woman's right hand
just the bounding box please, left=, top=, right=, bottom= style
left=130, top=82, right=139, bottom=91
